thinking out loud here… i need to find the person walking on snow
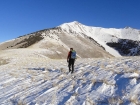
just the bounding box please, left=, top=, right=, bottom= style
left=67, top=48, right=76, bottom=73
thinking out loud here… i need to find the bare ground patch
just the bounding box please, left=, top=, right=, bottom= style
left=0, top=58, right=8, bottom=66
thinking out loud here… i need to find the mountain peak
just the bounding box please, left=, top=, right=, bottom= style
left=60, top=21, right=83, bottom=27
left=59, top=21, right=86, bottom=35
left=71, top=21, right=80, bottom=24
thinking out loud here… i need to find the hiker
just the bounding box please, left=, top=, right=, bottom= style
left=67, top=48, right=76, bottom=73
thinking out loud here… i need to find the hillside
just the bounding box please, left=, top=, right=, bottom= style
left=0, top=26, right=113, bottom=59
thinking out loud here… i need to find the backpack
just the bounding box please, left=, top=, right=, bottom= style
left=71, top=51, right=76, bottom=59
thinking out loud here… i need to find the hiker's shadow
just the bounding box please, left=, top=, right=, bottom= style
left=27, top=67, right=45, bottom=71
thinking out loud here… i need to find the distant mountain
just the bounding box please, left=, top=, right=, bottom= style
left=0, top=21, right=140, bottom=58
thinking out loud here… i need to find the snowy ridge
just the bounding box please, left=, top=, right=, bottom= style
left=59, top=21, right=140, bottom=56
left=60, top=21, right=140, bottom=41
left=0, top=50, right=140, bottom=104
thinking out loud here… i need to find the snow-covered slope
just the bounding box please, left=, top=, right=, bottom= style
left=60, top=21, right=140, bottom=41
left=0, top=49, right=140, bottom=105
left=59, top=21, right=140, bottom=56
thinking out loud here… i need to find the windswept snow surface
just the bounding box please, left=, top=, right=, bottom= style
left=0, top=49, right=140, bottom=105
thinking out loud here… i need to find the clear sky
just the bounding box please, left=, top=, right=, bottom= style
left=0, top=0, right=140, bottom=43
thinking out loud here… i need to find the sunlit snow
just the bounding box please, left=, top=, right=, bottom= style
left=0, top=49, right=140, bottom=105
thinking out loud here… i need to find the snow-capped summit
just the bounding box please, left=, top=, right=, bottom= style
left=61, top=21, right=83, bottom=26
left=68, top=21, right=82, bottom=25
left=60, top=21, right=140, bottom=41
left=59, top=21, right=88, bottom=34
left=59, top=21, right=140, bottom=56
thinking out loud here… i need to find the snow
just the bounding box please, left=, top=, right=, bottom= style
left=0, top=49, right=140, bottom=105
left=60, top=21, right=140, bottom=57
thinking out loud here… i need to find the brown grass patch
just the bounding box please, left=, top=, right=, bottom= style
left=0, top=58, right=8, bottom=66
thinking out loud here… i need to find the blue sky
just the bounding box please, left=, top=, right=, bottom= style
left=0, top=0, right=140, bottom=43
